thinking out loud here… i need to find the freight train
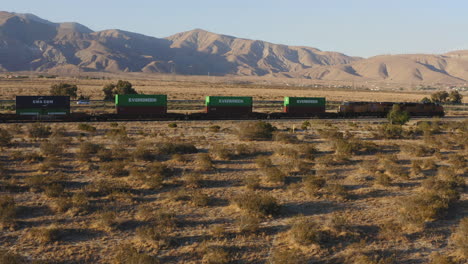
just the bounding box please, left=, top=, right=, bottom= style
left=0, top=95, right=444, bottom=122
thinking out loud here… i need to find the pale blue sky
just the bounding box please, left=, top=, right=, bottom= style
left=3, top=0, right=468, bottom=57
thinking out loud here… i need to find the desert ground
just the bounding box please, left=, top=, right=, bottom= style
left=0, top=75, right=466, bottom=264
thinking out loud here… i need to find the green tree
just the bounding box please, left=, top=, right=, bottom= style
left=421, top=97, right=431, bottom=103
left=50, top=83, right=78, bottom=98
left=430, top=91, right=449, bottom=103
left=387, top=104, right=410, bottom=125
left=448, top=90, right=463, bottom=104
left=102, top=80, right=138, bottom=100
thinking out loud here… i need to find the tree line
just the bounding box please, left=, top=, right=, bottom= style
left=49, top=80, right=138, bottom=100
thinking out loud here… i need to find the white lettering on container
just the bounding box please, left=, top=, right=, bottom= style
left=218, top=99, right=245, bottom=103
left=32, top=100, right=54, bottom=104
left=128, top=98, right=158, bottom=103
left=297, top=100, right=319, bottom=104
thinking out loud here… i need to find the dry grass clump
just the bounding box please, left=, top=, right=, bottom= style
left=348, top=253, right=396, bottom=264
left=325, top=183, right=349, bottom=200
left=27, top=123, right=52, bottom=138
left=255, top=155, right=273, bottom=169
left=190, top=190, right=211, bottom=207
left=77, top=142, right=101, bottom=161
left=451, top=217, right=468, bottom=259
left=0, top=128, right=13, bottom=147
left=427, top=253, right=456, bottom=264
left=211, top=144, right=233, bottom=160
left=0, top=196, right=16, bottom=229
left=237, top=121, right=276, bottom=141
left=101, top=161, right=129, bottom=177
left=93, top=211, right=118, bottom=232
left=27, top=225, right=62, bottom=244
left=136, top=225, right=171, bottom=248
left=400, top=144, right=436, bottom=157
left=132, top=146, right=155, bottom=161
left=236, top=214, right=261, bottom=234
left=374, top=123, right=405, bottom=139
left=289, top=217, right=326, bottom=246
left=300, top=143, right=317, bottom=160
left=183, top=172, right=203, bottom=188
left=273, top=131, right=298, bottom=143
left=195, top=153, right=214, bottom=171
left=232, top=191, right=281, bottom=217
left=113, top=244, right=159, bottom=264
left=302, top=174, right=326, bottom=196
left=77, top=123, right=97, bottom=132
left=0, top=249, right=26, bottom=264
left=155, top=142, right=198, bottom=155
left=243, top=174, right=261, bottom=190
left=201, top=245, right=230, bottom=264
left=269, top=248, right=305, bottom=264
left=263, top=166, right=286, bottom=184
left=133, top=162, right=172, bottom=189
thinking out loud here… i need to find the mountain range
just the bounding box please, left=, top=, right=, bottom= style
left=1, top=11, right=468, bottom=84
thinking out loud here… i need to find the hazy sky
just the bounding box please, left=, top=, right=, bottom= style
left=3, top=0, right=468, bottom=57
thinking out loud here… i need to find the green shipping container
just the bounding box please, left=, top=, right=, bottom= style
left=205, top=96, right=253, bottom=107
left=115, top=94, right=167, bottom=107
left=284, top=97, right=326, bottom=107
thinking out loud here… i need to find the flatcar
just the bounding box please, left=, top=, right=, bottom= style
left=338, top=101, right=444, bottom=117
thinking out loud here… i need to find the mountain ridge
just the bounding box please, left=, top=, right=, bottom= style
left=1, top=11, right=468, bottom=84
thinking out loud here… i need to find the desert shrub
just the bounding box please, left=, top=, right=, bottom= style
left=136, top=208, right=177, bottom=230
left=40, top=141, right=64, bottom=157
left=427, top=253, right=456, bottom=264
left=378, top=221, right=403, bottom=241
left=190, top=191, right=210, bottom=207
left=183, top=172, right=203, bottom=188
left=301, top=144, right=317, bottom=160
left=327, top=212, right=353, bottom=234
left=94, top=211, right=118, bottom=232
left=301, top=121, right=311, bottom=130
left=398, top=191, right=453, bottom=231
left=0, top=128, right=13, bottom=147
left=289, top=217, right=326, bottom=246
left=273, top=132, right=298, bottom=143
left=133, top=146, right=155, bottom=161
left=236, top=214, right=261, bottom=233
left=97, top=148, right=113, bottom=162
left=114, top=244, right=159, bottom=264
left=388, top=104, right=410, bottom=125
left=269, top=248, right=305, bottom=264
left=451, top=217, right=468, bottom=259
left=195, top=153, right=214, bottom=171
left=303, top=174, right=326, bottom=196
left=326, top=183, right=349, bottom=200
left=91, top=179, right=129, bottom=197
left=232, top=191, right=281, bottom=217
left=106, top=126, right=128, bottom=139
left=156, top=142, right=198, bottom=155
left=447, top=154, right=466, bottom=172
left=101, top=161, right=129, bottom=177
left=375, top=172, right=392, bottom=186
left=0, top=196, right=16, bottom=228
left=28, top=123, right=51, bottom=138
left=421, top=158, right=437, bottom=170
left=348, top=253, right=396, bottom=264
left=211, top=144, right=233, bottom=160
left=375, top=124, right=404, bottom=139
left=410, top=160, right=423, bottom=176
left=400, top=144, right=435, bottom=157
left=44, top=183, right=65, bottom=198
left=380, top=158, right=408, bottom=179
left=77, top=123, right=96, bottom=132
left=209, top=125, right=221, bottom=132
left=28, top=225, right=61, bottom=244
left=202, top=246, right=229, bottom=264
left=275, top=147, right=299, bottom=159
left=168, top=122, right=177, bottom=128
left=136, top=225, right=171, bottom=247
left=243, top=175, right=261, bottom=190
left=234, top=144, right=257, bottom=157
left=318, top=128, right=343, bottom=140
left=171, top=153, right=187, bottom=163
left=78, top=142, right=101, bottom=160
left=263, top=167, right=286, bottom=184
left=255, top=155, right=273, bottom=169
left=0, top=249, right=26, bottom=264
left=237, top=121, right=276, bottom=141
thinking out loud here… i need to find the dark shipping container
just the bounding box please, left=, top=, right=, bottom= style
left=283, top=106, right=325, bottom=114
left=116, top=106, right=167, bottom=115
left=16, top=96, right=70, bottom=109
left=205, top=106, right=252, bottom=115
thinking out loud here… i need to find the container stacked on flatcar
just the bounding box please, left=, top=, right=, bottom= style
left=16, top=96, right=70, bottom=116
left=283, top=97, right=326, bottom=116
left=115, top=94, right=167, bottom=115
left=205, top=96, right=253, bottom=116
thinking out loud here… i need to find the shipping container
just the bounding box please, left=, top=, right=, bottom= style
left=16, top=96, right=70, bottom=110
left=283, top=97, right=326, bottom=114
left=205, top=96, right=252, bottom=107
left=116, top=106, right=167, bottom=115
left=284, top=97, right=326, bottom=107
left=115, top=94, right=167, bottom=107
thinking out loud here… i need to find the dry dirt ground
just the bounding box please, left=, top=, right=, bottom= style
left=0, top=76, right=466, bottom=264
left=0, top=117, right=466, bottom=264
